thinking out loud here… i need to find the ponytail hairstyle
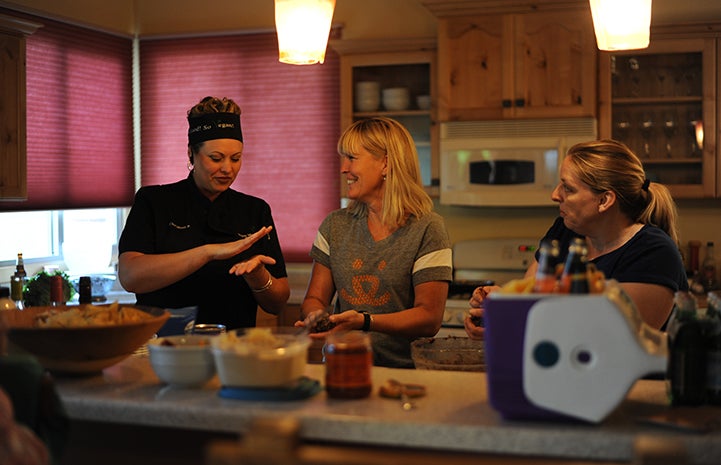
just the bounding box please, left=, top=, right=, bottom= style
left=565, top=139, right=680, bottom=244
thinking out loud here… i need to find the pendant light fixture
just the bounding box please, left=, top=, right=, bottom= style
left=589, top=0, right=652, bottom=51
left=275, top=0, right=336, bottom=65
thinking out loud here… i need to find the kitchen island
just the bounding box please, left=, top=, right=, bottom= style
left=54, top=353, right=721, bottom=465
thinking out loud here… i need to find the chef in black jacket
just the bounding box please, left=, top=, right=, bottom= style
left=118, top=96, right=289, bottom=330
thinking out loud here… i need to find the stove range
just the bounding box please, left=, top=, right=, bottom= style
left=441, top=237, right=538, bottom=330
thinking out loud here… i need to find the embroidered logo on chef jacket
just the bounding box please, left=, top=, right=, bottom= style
left=339, top=259, right=391, bottom=306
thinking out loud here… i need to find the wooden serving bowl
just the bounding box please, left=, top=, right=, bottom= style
left=1, top=304, right=169, bottom=374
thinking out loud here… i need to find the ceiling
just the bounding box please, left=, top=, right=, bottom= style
left=2, top=0, right=721, bottom=38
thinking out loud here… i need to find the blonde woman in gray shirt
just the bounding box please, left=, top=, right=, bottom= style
left=296, top=117, right=452, bottom=368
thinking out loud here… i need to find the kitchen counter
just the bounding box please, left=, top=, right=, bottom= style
left=53, top=354, right=721, bottom=465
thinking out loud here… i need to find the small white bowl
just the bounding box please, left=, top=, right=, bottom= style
left=416, top=95, right=431, bottom=110
left=148, top=335, right=215, bottom=387
left=382, top=87, right=410, bottom=111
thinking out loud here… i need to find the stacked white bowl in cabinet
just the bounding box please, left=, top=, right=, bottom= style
left=355, top=81, right=380, bottom=112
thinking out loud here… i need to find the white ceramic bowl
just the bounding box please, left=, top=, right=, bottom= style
left=382, top=87, right=410, bottom=111
left=148, top=335, right=216, bottom=387
left=355, top=81, right=380, bottom=111
left=211, top=327, right=310, bottom=388
left=416, top=94, right=431, bottom=110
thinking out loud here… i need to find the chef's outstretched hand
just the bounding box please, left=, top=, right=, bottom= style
left=209, top=226, right=273, bottom=261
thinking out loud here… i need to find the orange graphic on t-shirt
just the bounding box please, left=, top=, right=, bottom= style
left=340, top=259, right=391, bottom=307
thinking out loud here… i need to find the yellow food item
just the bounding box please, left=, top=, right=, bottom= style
left=35, top=302, right=152, bottom=328
left=499, top=277, right=536, bottom=294
left=499, top=266, right=607, bottom=295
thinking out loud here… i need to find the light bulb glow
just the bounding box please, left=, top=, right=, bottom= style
left=275, top=0, right=336, bottom=65
left=589, top=0, right=652, bottom=51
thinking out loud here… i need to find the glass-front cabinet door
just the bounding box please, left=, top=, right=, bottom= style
left=338, top=49, right=437, bottom=198
left=598, top=39, right=717, bottom=198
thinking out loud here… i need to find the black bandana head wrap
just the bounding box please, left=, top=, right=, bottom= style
left=187, top=112, right=243, bottom=145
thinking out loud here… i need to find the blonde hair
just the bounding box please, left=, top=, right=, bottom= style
left=565, top=139, right=680, bottom=244
left=337, top=117, right=432, bottom=229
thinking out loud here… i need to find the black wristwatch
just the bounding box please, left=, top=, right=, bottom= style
left=359, top=311, right=372, bottom=332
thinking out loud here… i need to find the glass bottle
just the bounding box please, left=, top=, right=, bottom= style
left=78, top=276, right=92, bottom=304
left=666, top=290, right=706, bottom=406
left=50, top=275, right=65, bottom=307
left=324, top=331, right=373, bottom=399
left=15, top=252, right=27, bottom=281
left=560, top=237, right=589, bottom=294
left=702, top=241, right=719, bottom=292
left=705, top=291, right=721, bottom=405
left=0, top=287, right=17, bottom=311
left=10, top=275, right=25, bottom=311
left=533, top=239, right=560, bottom=293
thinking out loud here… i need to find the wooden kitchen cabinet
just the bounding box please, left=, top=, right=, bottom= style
left=334, top=40, right=438, bottom=197
left=598, top=38, right=717, bottom=198
left=0, top=15, right=40, bottom=200
left=436, top=9, right=597, bottom=121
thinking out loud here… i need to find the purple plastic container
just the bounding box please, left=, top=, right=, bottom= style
left=484, top=294, right=575, bottom=421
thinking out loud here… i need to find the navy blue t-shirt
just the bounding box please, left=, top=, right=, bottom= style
left=538, top=217, right=688, bottom=294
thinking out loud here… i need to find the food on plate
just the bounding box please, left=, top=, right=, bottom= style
left=34, top=302, right=152, bottom=328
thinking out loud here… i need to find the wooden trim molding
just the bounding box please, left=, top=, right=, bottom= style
left=329, top=37, right=436, bottom=55
left=419, top=0, right=587, bottom=17
left=0, top=13, right=42, bottom=36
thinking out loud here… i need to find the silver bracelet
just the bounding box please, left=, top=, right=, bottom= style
left=251, top=275, right=273, bottom=293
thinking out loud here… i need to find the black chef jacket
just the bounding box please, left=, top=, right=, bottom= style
left=118, top=175, right=287, bottom=329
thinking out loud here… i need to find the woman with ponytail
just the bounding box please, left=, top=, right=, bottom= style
left=466, top=139, right=688, bottom=337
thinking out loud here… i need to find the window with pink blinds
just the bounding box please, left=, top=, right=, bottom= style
left=140, top=33, right=341, bottom=262
left=0, top=8, right=135, bottom=211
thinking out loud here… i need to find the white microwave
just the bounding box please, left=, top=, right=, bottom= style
left=440, top=118, right=597, bottom=207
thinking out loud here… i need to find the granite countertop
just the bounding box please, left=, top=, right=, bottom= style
left=54, top=354, right=721, bottom=464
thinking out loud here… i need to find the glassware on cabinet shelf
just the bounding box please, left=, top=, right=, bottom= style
left=639, top=111, right=655, bottom=158
left=661, top=110, right=678, bottom=158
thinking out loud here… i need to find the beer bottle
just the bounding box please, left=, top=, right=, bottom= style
left=78, top=276, right=92, bottom=305
left=10, top=275, right=25, bottom=311
left=702, top=241, right=719, bottom=292
left=533, top=239, right=560, bottom=293
left=15, top=252, right=27, bottom=282
left=667, top=291, right=706, bottom=406
left=560, top=237, right=589, bottom=294
left=705, top=291, right=721, bottom=405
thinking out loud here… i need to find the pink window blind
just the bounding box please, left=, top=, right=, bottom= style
left=0, top=8, right=135, bottom=211
left=140, top=33, right=341, bottom=262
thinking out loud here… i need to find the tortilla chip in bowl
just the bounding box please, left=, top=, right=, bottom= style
left=2, top=303, right=169, bottom=375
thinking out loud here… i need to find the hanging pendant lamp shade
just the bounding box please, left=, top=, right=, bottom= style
left=275, top=0, right=336, bottom=65
left=589, top=0, right=652, bottom=51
